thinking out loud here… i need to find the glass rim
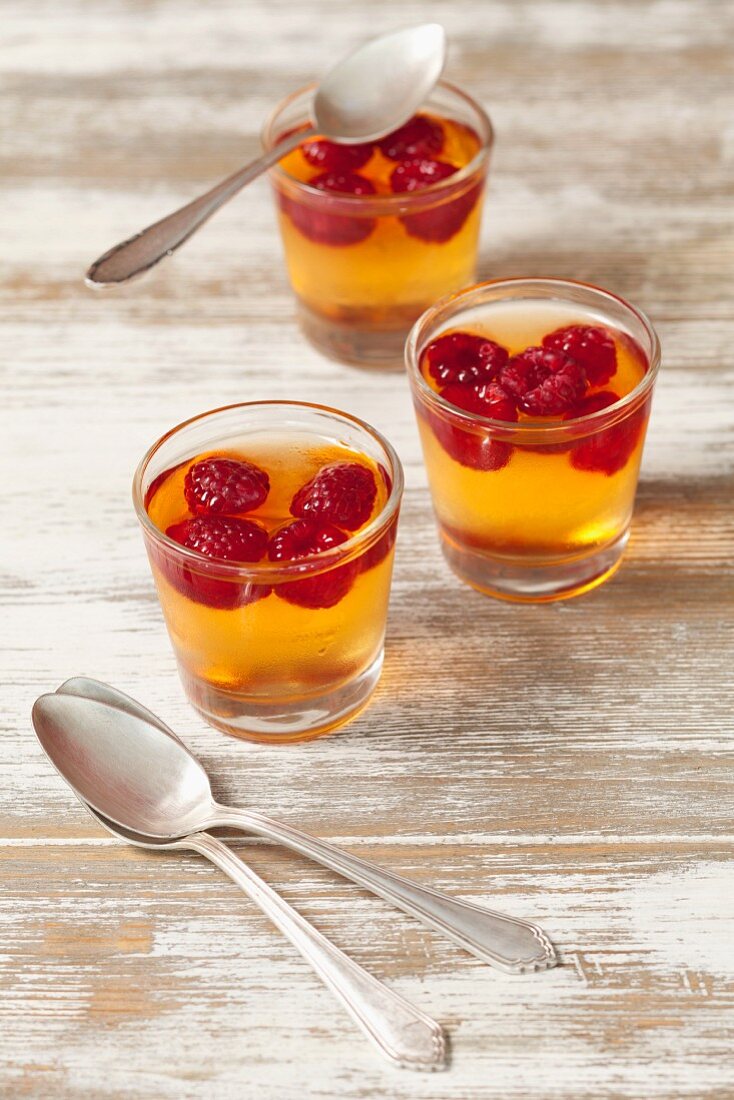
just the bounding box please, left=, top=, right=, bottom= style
left=132, top=400, right=404, bottom=580
left=261, top=78, right=494, bottom=210
left=405, top=276, right=662, bottom=439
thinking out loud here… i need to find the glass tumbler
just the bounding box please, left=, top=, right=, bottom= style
left=133, top=402, right=403, bottom=742
left=262, top=81, right=493, bottom=368
left=406, top=278, right=661, bottom=601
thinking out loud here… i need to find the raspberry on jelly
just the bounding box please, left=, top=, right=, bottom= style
left=422, top=331, right=509, bottom=386
left=269, top=518, right=358, bottom=609
left=184, top=457, right=269, bottom=517
left=290, top=462, right=377, bottom=531
left=522, top=363, right=587, bottom=416
left=565, top=390, right=620, bottom=420
left=301, top=138, right=373, bottom=173
left=378, top=115, right=445, bottom=160
left=390, top=157, right=457, bottom=193
left=167, top=515, right=269, bottom=563
left=543, top=325, right=617, bottom=386
left=282, top=170, right=376, bottom=246
left=426, top=403, right=513, bottom=472
left=311, top=171, right=376, bottom=197
left=164, top=515, right=270, bottom=609
left=426, top=381, right=515, bottom=472
left=567, top=391, right=646, bottom=475
left=508, top=347, right=588, bottom=416
left=441, top=381, right=518, bottom=423
left=390, top=158, right=481, bottom=243
left=359, top=516, right=398, bottom=575
left=497, top=353, right=547, bottom=401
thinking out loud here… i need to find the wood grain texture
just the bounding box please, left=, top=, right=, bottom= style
left=2, top=0, right=733, bottom=1097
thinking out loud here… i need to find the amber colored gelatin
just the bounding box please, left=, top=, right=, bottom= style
left=414, top=299, right=652, bottom=599
left=145, top=436, right=396, bottom=739
left=271, top=111, right=487, bottom=363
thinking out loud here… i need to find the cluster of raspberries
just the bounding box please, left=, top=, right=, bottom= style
left=281, top=114, right=481, bottom=245
left=423, top=324, right=618, bottom=418
left=159, top=458, right=389, bottom=610
left=420, top=324, right=646, bottom=475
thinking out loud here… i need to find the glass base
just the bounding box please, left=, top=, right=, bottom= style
left=440, top=528, right=630, bottom=603
left=178, top=651, right=383, bottom=743
left=297, top=301, right=414, bottom=369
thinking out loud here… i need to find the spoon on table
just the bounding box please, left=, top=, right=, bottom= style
left=39, top=700, right=445, bottom=1071
left=85, top=23, right=446, bottom=287
left=36, top=678, right=556, bottom=974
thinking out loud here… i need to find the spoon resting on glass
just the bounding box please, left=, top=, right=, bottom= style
left=34, top=678, right=556, bottom=974
left=44, top=686, right=445, bottom=1072
left=85, top=23, right=446, bottom=287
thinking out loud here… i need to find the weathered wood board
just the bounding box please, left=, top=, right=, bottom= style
left=2, top=1, right=733, bottom=1096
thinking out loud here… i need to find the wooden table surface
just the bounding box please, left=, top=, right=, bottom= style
left=3, top=1, right=733, bottom=1097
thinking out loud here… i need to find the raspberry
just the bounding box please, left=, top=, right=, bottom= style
left=422, top=331, right=509, bottom=386
left=441, top=381, right=518, bottom=423
left=378, top=115, right=445, bottom=160
left=497, top=354, right=547, bottom=401
left=523, top=364, right=587, bottom=416
left=430, top=415, right=513, bottom=472
left=565, top=391, right=620, bottom=419
left=507, top=347, right=587, bottom=416
left=184, top=457, right=269, bottom=517
left=543, top=325, right=617, bottom=386
left=390, top=157, right=457, bottom=192
left=168, top=515, right=268, bottom=562
left=282, top=171, right=376, bottom=246
left=359, top=515, right=398, bottom=574
left=311, top=171, right=376, bottom=196
left=164, top=516, right=269, bottom=609
left=269, top=519, right=359, bottom=609
left=567, top=391, right=647, bottom=475
left=424, top=394, right=514, bottom=472
left=390, top=158, right=481, bottom=243
left=301, top=138, right=373, bottom=173
left=291, top=462, right=377, bottom=531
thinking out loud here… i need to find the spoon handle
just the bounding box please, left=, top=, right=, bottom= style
left=212, top=808, right=556, bottom=975
left=85, top=126, right=315, bottom=288
left=186, top=831, right=445, bottom=1071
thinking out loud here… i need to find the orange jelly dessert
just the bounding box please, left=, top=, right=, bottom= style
left=135, top=404, right=402, bottom=742
left=407, top=279, right=661, bottom=601
left=264, top=83, right=492, bottom=365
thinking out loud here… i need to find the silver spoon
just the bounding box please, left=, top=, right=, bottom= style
left=85, top=811, right=446, bottom=1071
left=39, top=679, right=556, bottom=974
left=85, top=24, right=446, bottom=287
left=45, top=705, right=444, bottom=1071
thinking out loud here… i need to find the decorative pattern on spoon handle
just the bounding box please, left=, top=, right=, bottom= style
left=213, top=808, right=557, bottom=974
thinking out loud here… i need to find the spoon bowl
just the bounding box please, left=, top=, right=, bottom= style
left=313, top=24, right=446, bottom=141
left=32, top=693, right=212, bottom=838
